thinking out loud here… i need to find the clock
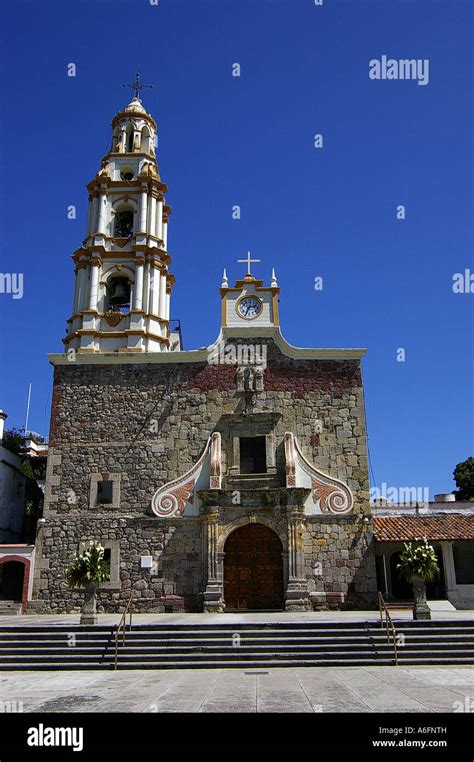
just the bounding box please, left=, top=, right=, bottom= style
left=236, top=295, right=263, bottom=320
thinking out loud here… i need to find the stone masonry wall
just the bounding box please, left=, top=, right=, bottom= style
left=33, top=338, right=376, bottom=612
left=304, top=518, right=376, bottom=609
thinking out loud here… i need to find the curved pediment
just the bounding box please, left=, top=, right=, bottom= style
left=151, top=432, right=221, bottom=518
left=284, top=432, right=354, bottom=515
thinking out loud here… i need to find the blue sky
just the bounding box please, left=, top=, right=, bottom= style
left=0, top=0, right=472, bottom=497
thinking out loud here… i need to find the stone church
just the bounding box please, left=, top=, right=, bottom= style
left=31, top=88, right=377, bottom=614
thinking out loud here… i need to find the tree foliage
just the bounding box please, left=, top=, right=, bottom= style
left=1, top=427, right=26, bottom=455
left=2, top=427, right=46, bottom=455
left=453, top=457, right=474, bottom=501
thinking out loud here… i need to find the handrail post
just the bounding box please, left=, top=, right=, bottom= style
left=114, top=592, right=133, bottom=671
left=378, top=591, right=398, bottom=667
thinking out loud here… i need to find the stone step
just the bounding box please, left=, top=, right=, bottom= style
left=0, top=602, right=21, bottom=615
left=1, top=622, right=474, bottom=636
left=0, top=633, right=474, bottom=654
left=0, top=620, right=473, bottom=669
left=1, top=641, right=473, bottom=654
left=1, top=645, right=474, bottom=661
left=2, top=619, right=474, bottom=633
left=0, top=637, right=474, bottom=655
left=1, top=637, right=474, bottom=652
left=1, top=655, right=474, bottom=671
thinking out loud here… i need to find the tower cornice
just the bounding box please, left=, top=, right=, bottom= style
left=86, top=176, right=168, bottom=194
left=111, top=109, right=157, bottom=131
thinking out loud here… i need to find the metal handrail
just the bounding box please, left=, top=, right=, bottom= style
left=378, top=591, right=398, bottom=665
left=114, top=592, right=133, bottom=670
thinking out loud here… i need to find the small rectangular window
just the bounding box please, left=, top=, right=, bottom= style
left=96, top=480, right=113, bottom=505
left=240, top=437, right=266, bottom=474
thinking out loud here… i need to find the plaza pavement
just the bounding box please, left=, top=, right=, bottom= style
left=0, top=665, right=473, bottom=713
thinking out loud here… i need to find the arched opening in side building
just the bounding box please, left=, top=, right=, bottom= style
left=0, top=560, right=26, bottom=604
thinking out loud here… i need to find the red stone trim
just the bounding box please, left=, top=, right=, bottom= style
left=185, top=357, right=361, bottom=396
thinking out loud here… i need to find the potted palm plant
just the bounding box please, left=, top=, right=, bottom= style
left=65, top=542, right=110, bottom=625
left=397, top=538, right=439, bottom=620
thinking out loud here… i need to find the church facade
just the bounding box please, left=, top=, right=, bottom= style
left=31, top=92, right=377, bottom=614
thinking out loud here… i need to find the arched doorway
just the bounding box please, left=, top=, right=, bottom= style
left=0, top=561, right=25, bottom=602
left=224, top=523, right=284, bottom=610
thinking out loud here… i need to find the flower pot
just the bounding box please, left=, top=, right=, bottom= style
left=80, top=583, right=98, bottom=625
left=411, top=575, right=431, bottom=620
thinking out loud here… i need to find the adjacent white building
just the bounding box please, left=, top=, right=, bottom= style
left=373, top=495, right=474, bottom=609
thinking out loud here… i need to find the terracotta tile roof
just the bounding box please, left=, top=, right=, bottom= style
left=373, top=515, right=474, bottom=542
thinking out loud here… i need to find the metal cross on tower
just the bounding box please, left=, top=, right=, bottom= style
left=238, top=251, right=261, bottom=276
left=122, top=72, right=153, bottom=100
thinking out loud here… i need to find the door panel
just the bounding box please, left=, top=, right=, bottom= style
left=224, top=524, right=284, bottom=610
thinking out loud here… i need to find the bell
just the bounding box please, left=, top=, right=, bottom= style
left=109, top=278, right=129, bottom=308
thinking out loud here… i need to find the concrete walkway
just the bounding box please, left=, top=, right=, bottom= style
left=1, top=610, right=473, bottom=627
left=1, top=666, right=473, bottom=713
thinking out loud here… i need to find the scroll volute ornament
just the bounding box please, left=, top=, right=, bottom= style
left=151, top=432, right=222, bottom=518
left=284, top=432, right=354, bottom=515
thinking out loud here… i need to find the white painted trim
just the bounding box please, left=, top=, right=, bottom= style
left=49, top=326, right=366, bottom=365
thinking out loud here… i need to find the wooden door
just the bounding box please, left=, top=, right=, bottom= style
left=224, top=524, right=284, bottom=610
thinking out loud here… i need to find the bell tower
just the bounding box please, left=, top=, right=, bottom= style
left=64, top=77, right=178, bottom=353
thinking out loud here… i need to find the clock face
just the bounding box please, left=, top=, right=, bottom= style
left=236, top=295, right=263, bottom=320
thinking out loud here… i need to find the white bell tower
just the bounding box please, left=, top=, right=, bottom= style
left=64, top=76, right=178, bottom=353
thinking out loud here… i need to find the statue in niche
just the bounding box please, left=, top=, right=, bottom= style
left=235, top=366, right=265, bottom=393
left=139, top=162, right=157, bottom=178
left=244, top=367, right=254, bottom=391
left=97, top=160, right=111, bottom=178
left=254, top=366, right=264, bottom=391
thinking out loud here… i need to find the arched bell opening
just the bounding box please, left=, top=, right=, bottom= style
left=113, top=204, right=135, bottom=238
left=125, top=123, right=134, bottom=153
left=120, top=165, right=135, bottom=182
left=105, top=275, right=132, bottom=314
left=141, top=125, right=152, bottom=154
left=111, top=127, right=120, bottom=152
